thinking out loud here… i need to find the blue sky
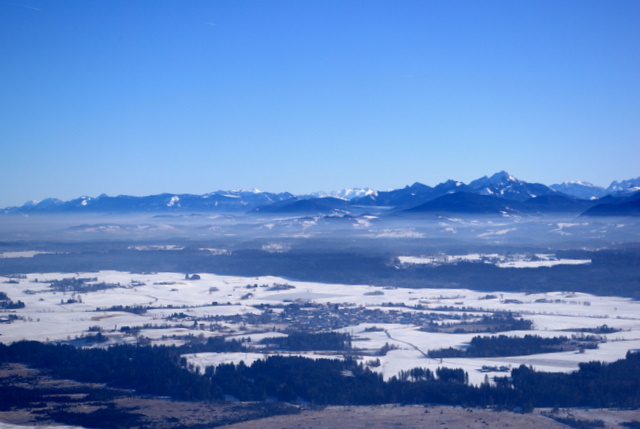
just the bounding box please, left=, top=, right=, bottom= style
left=1, top=0, right=639, bottom=207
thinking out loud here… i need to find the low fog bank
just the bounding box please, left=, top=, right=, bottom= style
left=1, top=212, right=639, bottom=298
left=1, top=211, right=639, bottom=249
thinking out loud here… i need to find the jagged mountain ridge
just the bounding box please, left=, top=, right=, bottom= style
left=551, top=177, right=640, bottom=199
left=607, top=177, right=640, bottom=195
left=550, top=181, right=609, bottom=200
left=350, top=181, right=465, bottom=208
left=11, top=190, right=295, bottom=214
left=469, top=171, right=560, bottom=201
left=4, top=171, right=640, bottom=216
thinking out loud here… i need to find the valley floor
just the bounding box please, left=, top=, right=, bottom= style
left=2, top=271, right=640, bottom=385
left=219, top=405, right=640, bottom=429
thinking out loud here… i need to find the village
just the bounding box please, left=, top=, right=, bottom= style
left=1, top=270, right=639, bottom=387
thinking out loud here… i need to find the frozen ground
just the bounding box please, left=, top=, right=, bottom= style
left=2, top=271, right=640, bottom=386
left=0, top=251, right=56, bottom=258
left=398, top=253, right=591, bottom=268
left=0, top=425, right=83, bottom=429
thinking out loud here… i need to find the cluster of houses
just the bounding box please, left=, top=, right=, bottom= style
left=479, top=365, right=510, bottom=373
left=199, top=302, right=481, bottom=333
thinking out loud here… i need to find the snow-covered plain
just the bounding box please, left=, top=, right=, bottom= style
left=0, top=251, right=55, bottom=258
left=0, top=424, right=83, bottom=429
left=2, top=271, right=640, bottom=386
left=398, top=253, right=591, bottom=269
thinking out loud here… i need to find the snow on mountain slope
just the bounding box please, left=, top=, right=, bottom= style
left=309, top=188, right=377, bottom=200
left=4, top=172, right=639, bottom=215
left=551, top=181, right=608, bottom=199
left=468, top=171, right=558, bottom=201
left=608, top=177, right=640, bottom=194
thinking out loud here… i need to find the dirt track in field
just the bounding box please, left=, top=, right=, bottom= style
left=219, top=405, right=566, bottom=429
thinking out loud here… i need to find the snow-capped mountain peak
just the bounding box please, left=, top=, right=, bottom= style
left=4, top=172, right=639, bottom=215
left=550, top=181, right=608, bottom=200
left=309, top=188, right=377, bottom=200
left=468, top=171, right=515, bottom=189
left=467, top=171, right=556, bottom=201
left=608, top=177, right=640, bottom=194
left=488, top=170, right=516, bottom=184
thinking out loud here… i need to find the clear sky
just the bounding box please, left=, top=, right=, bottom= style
left=1, top=0, right=639, bottom=207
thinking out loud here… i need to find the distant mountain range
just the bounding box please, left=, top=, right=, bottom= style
left=4, top=171, right=640, bottom=217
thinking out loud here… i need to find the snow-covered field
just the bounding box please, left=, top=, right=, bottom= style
left=398, top=253, right=591, bottom=268
left=0, top=424, right=83, bottom=429
left=2, top=271, right=640, bottom=386
left=0, top=251, right=56, bottom=258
